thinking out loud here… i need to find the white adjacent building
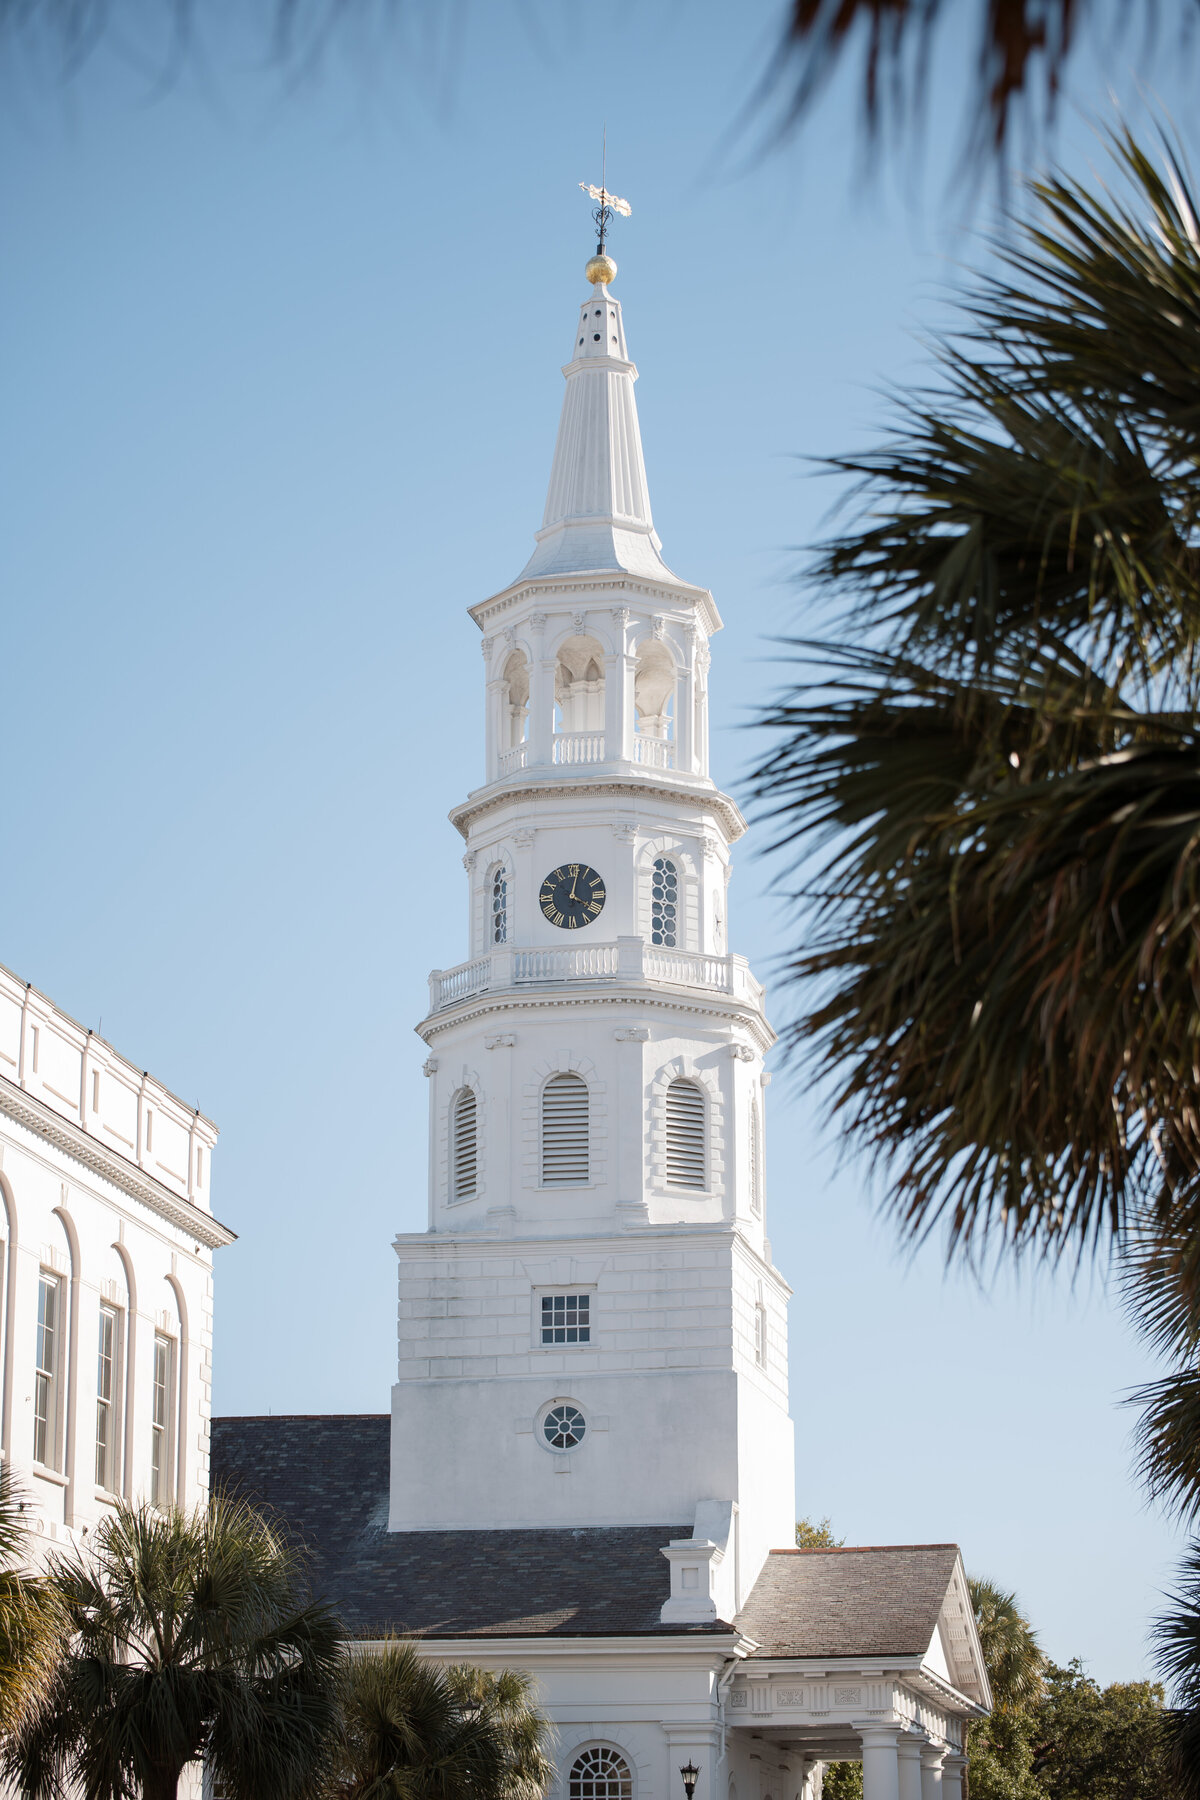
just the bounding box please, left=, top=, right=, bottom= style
left=0, top=963, right=231, bottom=1549
left=214, top=239, right=990, bottom=1800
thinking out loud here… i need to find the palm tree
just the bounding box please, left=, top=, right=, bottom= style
left=752, top=125, right=1200, bottom=1292
left=3, top=1494, right=342, bottom=1800
left=327, top=1638, right=553, bottom=1800
left=0, top=1465, right=65, bottom=1738
left=1151, top=1547, right=1200, bottom=1797
left=970, top=1581, right=1044, bottom=1715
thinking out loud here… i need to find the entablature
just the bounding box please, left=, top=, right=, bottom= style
left=470, top=570, right=723, bottom=638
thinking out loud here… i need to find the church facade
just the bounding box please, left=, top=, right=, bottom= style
left=213, top=239, right=989, bottom=1800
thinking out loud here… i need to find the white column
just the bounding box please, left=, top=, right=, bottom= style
left=858, top=1726, right=902, bottom=1800
left=527, top=614, right=552, bottom=766
left=941, top=1754, right=966, bottom=1800
left=920, top=1743, right=946, bottom=1800
left=897, top=1735, right=926, bottom=1800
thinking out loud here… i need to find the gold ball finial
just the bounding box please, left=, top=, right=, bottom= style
left=585, top=252, right=617, bottom=286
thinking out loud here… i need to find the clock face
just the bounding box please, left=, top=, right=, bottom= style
left=539, top=863, right=606, bottom=930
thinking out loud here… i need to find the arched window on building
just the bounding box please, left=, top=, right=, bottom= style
left=490, top=866, right=508, bottom=945
left=450, top=1088, right=478, bottom=1202
left=570, top=1748, right=633, bottom=1800
left=750, top=1096, right=763, bottom=1216
left=541, top=1073, right=589, bottom=1187
left=650, top=857, right=678, bottom=947
left=665, top=1078, right=705, bottom=1189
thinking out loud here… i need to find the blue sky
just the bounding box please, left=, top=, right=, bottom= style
left=2, top=0, right=1195, bottom=1685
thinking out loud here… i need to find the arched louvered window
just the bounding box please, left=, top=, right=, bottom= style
left=750, top=1096, right=762, bottom=1215
left=450, top=1087, right=478, bottom=1201
left=665, top=1078, right=706, bottom=1188
left=541, top=1073, right=589, bottom=1187
left=491, top=866, right=508, bottom=945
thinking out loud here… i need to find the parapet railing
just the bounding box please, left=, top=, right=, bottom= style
left=427, top=939, right=764, bottom=1013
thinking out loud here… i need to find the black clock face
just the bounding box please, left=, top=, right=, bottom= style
left=539, top=863, right=606, bottom=930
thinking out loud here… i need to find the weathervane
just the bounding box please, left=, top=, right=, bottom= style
left=580, top=128, right=630, bottom=285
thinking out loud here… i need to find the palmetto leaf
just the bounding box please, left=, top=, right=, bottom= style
left=752, top=127, right=1200, bottom=1281
left=4, top=1497, right=342, bottom=1800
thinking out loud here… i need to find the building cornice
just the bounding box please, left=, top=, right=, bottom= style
left=393, top=1224, right=794, bottom=1297
left=469, top=570, right=723, bottom=637
left=416, top=987, right=776, bottom=1054
left=0, top=1077, right=236, bottom=1250
left=733, top=1656, right=987, bottom=1719
left=450, top=776, right=747, bottom=843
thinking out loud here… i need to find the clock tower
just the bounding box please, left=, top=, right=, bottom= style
left=392, top=241, right=794, bottom=1613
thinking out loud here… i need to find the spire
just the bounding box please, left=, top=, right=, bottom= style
left=518, top=250, right=682, bottom=585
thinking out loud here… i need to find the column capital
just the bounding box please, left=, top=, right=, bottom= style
left=856, top=1723, right=904, bottom=1746
left=920, top=1745, right=948, bottom=1771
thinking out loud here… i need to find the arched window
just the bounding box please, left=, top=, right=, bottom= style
left=750, top=1096, right=762, bottom=1216
left=651, top=857, right=678, bottom=946
left=665, top=1079, right=705, bottom=1189
left=450, top=1087, right=478, bottom=1201
left=491, top=867, right=508, bottom=945
left=541, top=1073, right=589, bottom=1187
left=570, top=1748, right=632, bottom=1800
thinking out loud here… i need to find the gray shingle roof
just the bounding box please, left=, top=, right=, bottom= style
left=734, top=1546, right=960, bottom=1658
left=211, top=1415, right=722, bottom=1640
left=212, top=1418, right=965, bottom=1664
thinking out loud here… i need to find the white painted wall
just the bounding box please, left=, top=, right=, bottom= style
left=0, top=962, right=229, bottom=1553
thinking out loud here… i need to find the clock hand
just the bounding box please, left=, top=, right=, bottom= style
left=569, top=875, right=579, bottom=902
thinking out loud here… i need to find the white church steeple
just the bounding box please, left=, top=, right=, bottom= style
left=393, top=233, right=794, bottom=1618
left=520, top=261, right=683, bottom=585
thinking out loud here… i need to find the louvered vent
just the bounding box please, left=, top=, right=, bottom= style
left=750, top=1097, right=762, bottom=1214
left=665, top=1079, right=706, bottom=1188
left=450, top=1088, right=477, bottom=1201
left=541, top=1073, right=589, bottom=1187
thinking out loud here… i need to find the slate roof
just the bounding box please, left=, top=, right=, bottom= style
left=734, top=1545, right=961, bottom=1659
left=212, top=1417, right=965, bottom=1666
left=210, top=1415, right=722, bottom=1640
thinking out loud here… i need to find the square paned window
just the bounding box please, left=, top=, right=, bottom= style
left=540, top=1293, right=591, bottom=1346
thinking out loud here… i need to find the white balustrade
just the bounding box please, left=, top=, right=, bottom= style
left=430, top=957, right=492, bottom=1009
left=429, top=944, right=760, bottom=1010
left=514, top=945, right=620, bottom=983
left=498, top=743, right=528, bottom=776
left=553, top=731, right=606, bottom=766
left=634, top=732, right=675, bottom=769
left=644, top=948, right=733, bottom=991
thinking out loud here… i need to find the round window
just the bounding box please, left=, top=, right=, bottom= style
left=543, top=1403, right=587, bottom=1449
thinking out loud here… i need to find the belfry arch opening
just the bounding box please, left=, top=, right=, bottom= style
left=634, top=638, right=676, bottom=768
left=554, top=635, right=606, bottom=763
left=502, top=651, right=529, bottom=749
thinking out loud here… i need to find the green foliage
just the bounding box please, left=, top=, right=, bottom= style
left=970, top=1580, right=1045, bottom=1715
left=822, top=1762, right=863, bottom=1800
left=3, top=1496, right=342, bottom=1800
left=1035, top=1660, right=1177, bottom=1800
left=326, top=1639, right=554, bottom=1800
left=796, top=1517, right=845, bottom=1548
left=0, top=1465, right=64, bottom=1739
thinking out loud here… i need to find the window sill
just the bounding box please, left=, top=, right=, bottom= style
left=94, top=1487, right=120, bottom=1505
left=31, top=1464, right=68, bottom=1489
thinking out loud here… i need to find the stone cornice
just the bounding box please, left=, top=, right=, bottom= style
left=415, top=987, right=776, bottom=1054
left=0, top=1077, right=236, bottom=1250
left=469, top=570, right=722, bottom=637
left=450, top=776, right=747, bottom=843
